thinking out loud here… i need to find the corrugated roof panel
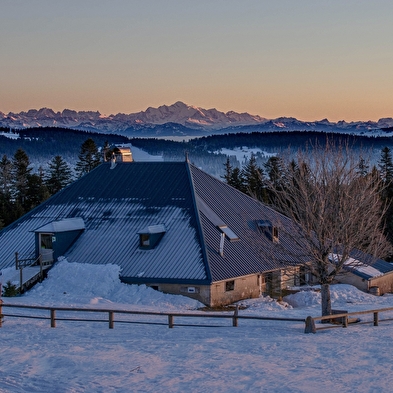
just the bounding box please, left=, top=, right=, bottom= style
left=190, top=165, right=311, bottom=281
left=0, top=162, right=210, bottom=284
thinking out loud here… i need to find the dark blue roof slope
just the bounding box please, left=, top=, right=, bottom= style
left=0, top=162, right=210, bottom=284
left=189, top=165, right=309, bottom=282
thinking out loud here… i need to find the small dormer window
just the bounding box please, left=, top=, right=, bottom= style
left=140, top=234, right=150, bottom=247
left=272, top=226, right=279, bottom=243
left=138, top=224, right=166, bottom=250
left=257, top=220, right=279, bottom=243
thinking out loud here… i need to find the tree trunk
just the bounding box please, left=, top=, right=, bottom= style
left=321, top=283, right=332, bottom=320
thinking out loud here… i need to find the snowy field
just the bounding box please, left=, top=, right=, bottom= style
left=2, top=261, right=393, bottom=392
left=214, top=147, right=275, bottom=166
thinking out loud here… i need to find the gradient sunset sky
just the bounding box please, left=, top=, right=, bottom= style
left=1, top=0, right=392, bottom=122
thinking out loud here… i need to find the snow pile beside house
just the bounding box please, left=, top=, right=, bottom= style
left=284, top=284, right=393, bottom=309
left=3, top=259, right=204, bottom=311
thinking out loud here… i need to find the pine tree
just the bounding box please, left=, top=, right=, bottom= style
left=229, top=167, right=245, bottom=192
left=46, top=155, right=73, bottom=195
left=378, top=147, right=393, bottom=184
left=242, top=153, right=267, bottom=201
left=0, top=154, right=12, bottom=199
left=25, top=171, right=50, bottom=211
left=75, top=138, right=101, bottom=177
left=378, top=147, right=393, bottom=244
left=222, top=157, right=233, bottom=184
left=356, top=156, right=370, bottom=178
left=11, top=149, right=32, bottom=211
left=264, top=156, right=285, bottom=205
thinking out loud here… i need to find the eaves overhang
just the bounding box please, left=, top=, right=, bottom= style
left=120, top=276, right=213, bottom=286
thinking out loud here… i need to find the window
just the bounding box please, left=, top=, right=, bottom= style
left=272, top=226, right=279, bottom=243
left=139, top=234, right=150, bottom=247
left=225, top=280, right=235, bottom=292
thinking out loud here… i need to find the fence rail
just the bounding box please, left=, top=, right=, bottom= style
left=305, top=306, right=393, bottom=333
left=3, top=303, right=393, bottom=333
left=0, top=302, right=305, bottom=330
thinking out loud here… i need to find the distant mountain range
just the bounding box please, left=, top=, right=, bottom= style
left=2, top=101, right=393, bottom=137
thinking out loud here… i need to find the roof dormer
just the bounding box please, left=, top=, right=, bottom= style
left=257, top=220, right=279, bottom=243
left=138, top=224, right=166, bottom=250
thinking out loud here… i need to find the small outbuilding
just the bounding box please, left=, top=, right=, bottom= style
left=334, top=250, right=393, bottom=295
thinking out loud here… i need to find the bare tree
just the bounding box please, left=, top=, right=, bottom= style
left=267, top=142, right=392, bottom=316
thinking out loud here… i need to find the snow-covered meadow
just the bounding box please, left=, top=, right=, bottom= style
left=214, top=147, right=276, bottom=166
left=2, top=260, right=393, bottom=392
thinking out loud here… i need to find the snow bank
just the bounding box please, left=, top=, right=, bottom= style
left=11, top=259, right=203, bottom=311
left=284, top=284, right=392, bottom=308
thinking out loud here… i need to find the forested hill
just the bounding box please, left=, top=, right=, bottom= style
left=131, top=130, right=393, bottom=157
left=0, top=127, right=129, bottom=163
left=189, top=131, right=393, bottom=152
left=1, top=127, right=393, bottom=175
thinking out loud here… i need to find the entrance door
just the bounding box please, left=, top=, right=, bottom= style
left=40, top=233, right=54, bottom=264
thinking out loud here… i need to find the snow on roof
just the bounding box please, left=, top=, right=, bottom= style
left=344, top=257, right=384, bottom=278
left=330, top=254, right=384, bottom=278
left=138, top=224, right=166, bottom=234
left=33, top=218, right=85, bottom=233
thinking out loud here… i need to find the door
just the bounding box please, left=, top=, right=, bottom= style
left=40, top=233, right=54, bottom=264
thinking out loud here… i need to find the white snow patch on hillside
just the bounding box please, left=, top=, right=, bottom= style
left=215, top=147, right=276, bottom=165
left=0, top=131, right=19, bottom=139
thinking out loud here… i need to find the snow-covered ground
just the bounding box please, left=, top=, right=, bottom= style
left=0, top=131, right=19, bottom=140
left=1, top=260, right=393, bottom=392
left=214, top=147, right=275, bottom=166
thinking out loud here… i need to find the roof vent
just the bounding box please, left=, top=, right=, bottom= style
left=110, top=153, right=117, bottom=169
left=219, top=232, right=225, bottom=256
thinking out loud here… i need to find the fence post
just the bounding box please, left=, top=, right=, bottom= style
left=343, top=315, right=348, bottom=328
left=0, top=299, right=3, bottom=328
left=109, top=311, right=114, bottom=329
left=232, top=305, right=239, bottom=327
left=374, top=312, right=379, bottom=326
left=168, top=315, right=174, bottom=328
left=19, top=267, right=23, bottom=294
left=15, top=252, right=19, bottom=270
left=304, top=316, right=316, bottom=334
left=39, top=254, right=43, bottom=281
left=50, top=309, right=56, bottom=328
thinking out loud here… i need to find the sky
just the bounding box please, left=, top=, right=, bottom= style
left=1, top=0, right=393, bottom=122
left=2, top=260, right=393, bottom=392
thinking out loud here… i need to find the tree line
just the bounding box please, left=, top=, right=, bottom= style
left=0, top=138, right=102, bottom=229
left=223, top=146, right=393, bottom=245
left=223, top=143, right=393, bottom=317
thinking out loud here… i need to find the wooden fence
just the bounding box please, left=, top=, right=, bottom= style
left=304, top=306, right=393, bottom=333
left=3, top=303, right=393, bottom=333
left=0, top=302, right=305, bottom=330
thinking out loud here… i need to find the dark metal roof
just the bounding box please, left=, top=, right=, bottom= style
left=189, top=165, right=309, bottom=281
left=0, top=162, right=209, bottom=284
left=2, top=160, right=387, bottom=286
